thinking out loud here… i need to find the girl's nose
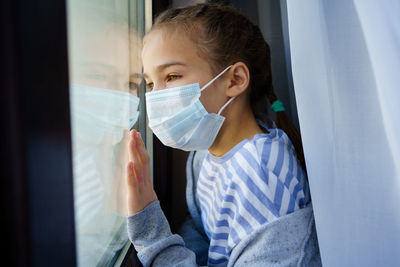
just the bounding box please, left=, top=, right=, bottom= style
left=151, top=84, right=164, bottom=91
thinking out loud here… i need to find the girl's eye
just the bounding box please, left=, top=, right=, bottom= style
left=146, top=82, right=154, bottom=90
left=166, top=74, right=181, bottom=82
left=129, top=82, right=139, bottom=90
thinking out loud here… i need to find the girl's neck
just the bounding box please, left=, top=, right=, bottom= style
left=208, top=102, right=263, bottom=157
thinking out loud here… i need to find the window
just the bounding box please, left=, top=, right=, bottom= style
left=66, top=0, right=150, bottom=265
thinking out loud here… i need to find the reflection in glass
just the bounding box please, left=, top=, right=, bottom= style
left=67, top=0, right=144, bottom=265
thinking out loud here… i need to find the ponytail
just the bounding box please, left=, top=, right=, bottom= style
left=267, top=90, right=307, bottom=173
left=261, top=40, right=306, bottom=172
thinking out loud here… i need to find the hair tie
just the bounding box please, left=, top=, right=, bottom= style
left=270, top=100, right=285, bottom=112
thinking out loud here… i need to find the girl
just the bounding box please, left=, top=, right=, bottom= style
left=126, top=3, right=321, bottom=267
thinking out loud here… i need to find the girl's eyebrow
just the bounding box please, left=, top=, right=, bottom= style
left=130, top=73, right=143, bottom=79
left=143, top=61, right=186, bottom=79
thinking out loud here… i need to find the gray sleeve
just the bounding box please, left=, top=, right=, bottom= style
left=228, top=204, right=321, bottom=267
left=127, top=200, right=200, bottom=267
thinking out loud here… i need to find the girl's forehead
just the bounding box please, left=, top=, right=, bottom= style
left=143, top=28, right=197, bottom=54
left=142, top=28, right=208, bottom=73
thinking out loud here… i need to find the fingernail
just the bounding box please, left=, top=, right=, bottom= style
left=136, top=132, right=141, bottom=139
left=129, top=162, right=133, bottom=169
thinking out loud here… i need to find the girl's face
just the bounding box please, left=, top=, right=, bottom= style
left=142, top=28, right=230, bottom=114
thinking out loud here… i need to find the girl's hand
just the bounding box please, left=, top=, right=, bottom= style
left=126, top=129, right=157, bottom=215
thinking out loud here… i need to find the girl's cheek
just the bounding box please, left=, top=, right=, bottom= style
left=199, top=84, right=226, bottom=114
left=165, top=79, right=187, bottom=89
left=199, top=94, right=215, bottom=113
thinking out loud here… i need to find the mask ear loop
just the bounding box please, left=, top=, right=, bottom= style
left=217, top=96, right=235, bottom=115
left=199, top=65, right=235, bottom=115
left=200, top=65, right=233, bottom=92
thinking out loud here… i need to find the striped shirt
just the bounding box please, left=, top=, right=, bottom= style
left=196, top=128, right=310, bottom=266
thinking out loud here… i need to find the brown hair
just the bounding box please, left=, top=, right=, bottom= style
left=150, top=3, right=306, bottom=171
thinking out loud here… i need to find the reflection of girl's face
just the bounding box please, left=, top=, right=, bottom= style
left=70, top=25, right=142, bottom=96
left=69, top=21, right=143, bottom=216
left=142, top=28, right=230, bottom=114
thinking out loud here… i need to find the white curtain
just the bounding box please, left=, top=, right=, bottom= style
left=286, top=1, right=400, bottom=266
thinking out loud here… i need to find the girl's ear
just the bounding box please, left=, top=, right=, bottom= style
left=225, top=62, right=250, bottom=97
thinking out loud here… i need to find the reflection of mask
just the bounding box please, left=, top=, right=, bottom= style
left=69, top=84, right=139, bottom=253
left=70, top=84, right=140, bottom=145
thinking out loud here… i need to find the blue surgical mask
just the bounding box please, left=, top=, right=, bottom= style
left=145, top=65, right=234, bottom=151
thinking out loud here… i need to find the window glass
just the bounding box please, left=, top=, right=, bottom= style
left=66, top=0, right=146, bottom=265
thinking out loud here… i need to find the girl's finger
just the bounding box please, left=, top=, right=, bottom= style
left=132, top=163, right=142, bottom=185
left=130, top=136, right=144, bottom=184
left=126, top=161, right=137, bottom=188
left=128, top=130, right=137, bottom=162
left=136, top=132, right=149, bottom=164
left=135, top=132, right=151, bottom=183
